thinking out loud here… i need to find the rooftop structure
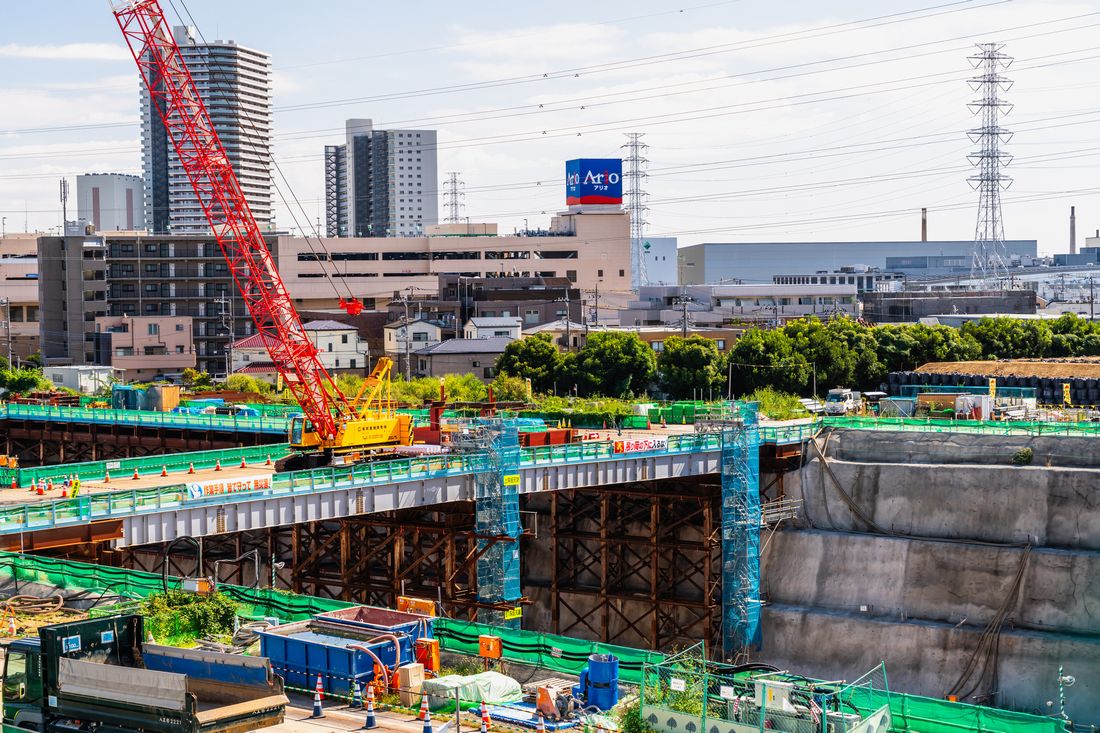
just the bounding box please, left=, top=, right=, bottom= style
left=76, top=174, right=145, bottom=233
left=679, top=240, right=1038, bottom=284
left=620, top=284, right=858, bottom=327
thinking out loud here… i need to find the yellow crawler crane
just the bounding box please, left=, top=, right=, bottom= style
left=286, top=357, right=413, bottom=469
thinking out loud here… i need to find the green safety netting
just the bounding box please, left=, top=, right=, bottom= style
left=0, top=553, right=1066, bottom=732
left=842, top=688, right=1064, bottom=733
left=433, top=618, right=664, bottom=685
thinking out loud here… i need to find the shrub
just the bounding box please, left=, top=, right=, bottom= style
left=1011, top=447, right=1033, bottom=466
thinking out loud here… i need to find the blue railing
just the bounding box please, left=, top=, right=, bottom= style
left=0, top=404, right=290, bottom=434
left=0, top=433, right=728, bottom=536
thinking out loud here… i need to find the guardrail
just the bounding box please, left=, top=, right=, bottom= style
left=821, top=415, right=1100, bottom=437
left=0, top=432, right=729, bottom=536
left=0, top=443, right=292, bottom=488
left=0, top=403, right=290, bottom=434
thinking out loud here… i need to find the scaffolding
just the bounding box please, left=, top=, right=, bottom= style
left=721, top=403, right=761, bottom=662
left=470, top=419, right=523, bottom=625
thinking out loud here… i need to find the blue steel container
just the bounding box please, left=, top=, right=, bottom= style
left=314, top=605, right=434, bottom=642
left=257, top=619, right=415, bottom=697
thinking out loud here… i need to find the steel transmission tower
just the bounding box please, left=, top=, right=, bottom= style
left=967, top=43, right=1013, bottom=284
left=622, top=133, right=649, bottom=290
left=443, top=172, right=465, bottom=224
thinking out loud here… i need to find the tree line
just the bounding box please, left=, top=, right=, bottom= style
left=494, top=313, right=1100, bottom=400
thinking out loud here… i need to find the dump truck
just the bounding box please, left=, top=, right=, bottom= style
left=1, top=615, right=287, bottom=732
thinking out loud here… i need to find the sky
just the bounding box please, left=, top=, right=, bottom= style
left=1, top=0, right=1099, bottom=259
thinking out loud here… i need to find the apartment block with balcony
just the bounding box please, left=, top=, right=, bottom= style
left=37, top=229, right=109, bottom=366
left=93, top=315, right=196, bottom=381
left=0, top=234, right=42, bottom=363
left=103, top=234, right=254, bottom=375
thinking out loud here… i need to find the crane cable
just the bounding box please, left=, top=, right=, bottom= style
left=168, top=0, right=356, bottom=309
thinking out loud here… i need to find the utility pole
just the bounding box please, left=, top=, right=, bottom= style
left=401, top=290, right=412, bottom=381
left=556, top=289, right=571, bottom=351
left=593, top=281, right=599, bottom=327
left=1090, top=277, right=1095, bottom=321
left=59, top=179, right=69, bottom=230
left=674, top=291, right=693, bottom=338
left=0, top=298, right=11, bottom=367
left=214, top=294, right=234, bottom=378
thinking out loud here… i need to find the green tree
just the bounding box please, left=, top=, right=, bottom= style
left=960, top=317, right=1052, bottom=359
left=225, top=374, right=262, bottom=394
left=495, top=334, right=564, bottom=394
left=726, top=328, right=810, bottom=395
left=571, top=331, right=656, bottom=398
left=490, top=374, right=531, bottom=402
left=0, top=367, right=49, bottom=394
left=182, top=368, right=212, bottom=390
left=657, top=336, right=726, bottom=399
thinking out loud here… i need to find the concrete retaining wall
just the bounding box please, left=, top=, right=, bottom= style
left=762, top=529, right=1100, bottom=635
left=825, top=429, right=1100, bottom=468
left=790, top=437, right=1100, bottom=550
left=761, top=604, right=1099, bottom=725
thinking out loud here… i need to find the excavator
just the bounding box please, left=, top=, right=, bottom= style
left=110, top=0, right=412, bottom=470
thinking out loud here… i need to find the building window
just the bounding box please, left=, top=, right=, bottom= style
left=335, top=359, right=340, bottom=367
left=472, top=361, right=480, bottom=368
left=327, top=343, right=333, bottom=352
left=341, top=334, right=348, bottom=344
left=598, top=269, right=604, bottom=278
left=566, top=270, right=577, bottom=282
left=651, top=341, right=664, bottom=352
left=350, top=359, right=357, bottom=369
left=484, top=367, right=494, bottom=379
left=619, top=269, right=625, bottom=277
left=175, top=323, right=184, bottom=331
left=147, top=323, right=159, bottom=336
left=412, top=331, right=429, bottom=342
left=716, top=340, right=726, bottom=350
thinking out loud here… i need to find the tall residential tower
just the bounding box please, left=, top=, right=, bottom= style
left=141, top=25, right=274, bottom=234
left=324, top=119, right=438, bottom=238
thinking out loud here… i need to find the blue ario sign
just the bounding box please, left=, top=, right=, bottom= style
left=566, top=158, right=622, bottom=205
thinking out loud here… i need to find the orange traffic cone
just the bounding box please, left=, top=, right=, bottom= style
left=265, top=455, right=272, bottom=466
left=103, top=471, right=110, bottom=484
left=36, top=483, right=44, bottom=496
left=132, top=468, right=140, bottom=480
left=240, top=457, right=247, bottom=469
left=161, top=466, right=168, bottom=477
left=418, top=693, right=430, bottom=722
left=46, top=478, right=54, bottom=493
left=9, top=477, right=16, bottom=490
left=214, top=460, right=222, bottom=472
left=6, top=615, right=15, bottom=636
left=479, top=700, right=490, bottom=733
left=188, top=463, right=195, bottom=475
left=60, top=483, right=68, bottom=499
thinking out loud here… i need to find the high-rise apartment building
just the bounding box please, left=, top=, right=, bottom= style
left=324, top=119, right=438, bottom=238
left=141, top=25, right=274, bottom=234
left=76, top=174, right=145, bottom=232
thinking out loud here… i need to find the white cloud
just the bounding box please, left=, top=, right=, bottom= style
left=0, top=43, right=130, bottom=61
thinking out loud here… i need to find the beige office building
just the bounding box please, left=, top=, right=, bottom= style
left=275, top=209, right=630, bottom=311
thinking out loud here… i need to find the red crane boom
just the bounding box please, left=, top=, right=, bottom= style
left=111, top=0, right=353, bottom=440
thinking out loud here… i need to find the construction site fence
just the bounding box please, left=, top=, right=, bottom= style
left=642, top=652, right=1062, bottom=733
left=0, top=552, right=1066, bottom=733
left=0, top=403, right=289, bottom=434
left=0, top=433, right=730, bottom=537
left=822, top=416, right=1100, bottom=437
left=0, top=551, right=660, bottom=683
left=0, top=443, right=291, bottom=488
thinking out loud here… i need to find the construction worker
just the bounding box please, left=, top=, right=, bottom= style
left=71, top=477, right=80, bottom=498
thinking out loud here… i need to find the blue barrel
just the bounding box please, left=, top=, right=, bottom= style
left=586, top=653, right=619, bottom=710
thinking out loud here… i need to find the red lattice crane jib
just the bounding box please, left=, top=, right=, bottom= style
left=112, top=0, right=351, bottom=439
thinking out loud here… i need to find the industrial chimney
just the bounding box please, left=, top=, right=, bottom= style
left=921, top=208, right=928, bottom=241
left=1070, top=206, right=1077, bottom=254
